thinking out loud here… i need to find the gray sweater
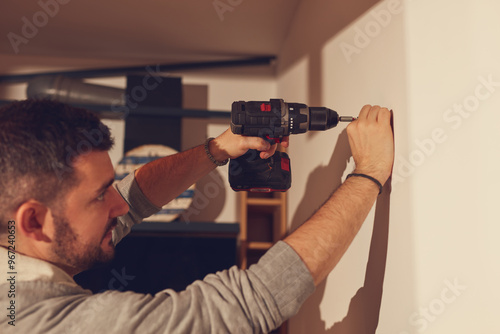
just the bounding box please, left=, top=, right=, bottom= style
left=0, top=174, right=314, bottom=333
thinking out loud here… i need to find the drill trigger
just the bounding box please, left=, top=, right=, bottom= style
left=265, top=135, right=281, bottom=144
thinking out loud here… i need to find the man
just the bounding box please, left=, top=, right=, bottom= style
left=0, top=99, right=393, bottom=333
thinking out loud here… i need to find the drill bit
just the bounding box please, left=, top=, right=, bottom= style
left=339, top=116, right=357, bottom=122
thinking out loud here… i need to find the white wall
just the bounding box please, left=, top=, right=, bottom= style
left=400, top=0, right=500, bottom=332
left=278, top=0, right=499, bottom=333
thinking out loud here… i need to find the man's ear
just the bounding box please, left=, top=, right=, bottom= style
left=15, top=200, right=52, bottom=242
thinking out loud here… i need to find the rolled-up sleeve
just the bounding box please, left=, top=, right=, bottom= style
left=112, top=172, right=161, bottom=244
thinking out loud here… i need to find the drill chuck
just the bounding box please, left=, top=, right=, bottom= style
left=308, top=107, right=339, bottom=131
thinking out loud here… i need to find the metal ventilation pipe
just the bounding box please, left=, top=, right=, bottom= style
left=27, top=75, right=125, bottom=106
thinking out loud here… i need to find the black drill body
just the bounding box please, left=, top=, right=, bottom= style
left=230, top=98, right=342, bottom=142
left=229, top=99, right=353, bottom=192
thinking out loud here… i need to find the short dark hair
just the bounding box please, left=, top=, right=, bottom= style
left=0, top=99, right=114, bottom=228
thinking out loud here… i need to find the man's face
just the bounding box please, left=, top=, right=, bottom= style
left=50, top=150, right=129, bottom=275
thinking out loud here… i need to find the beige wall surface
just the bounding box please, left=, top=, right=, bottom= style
left=278, top=0, right=499, bottom=333
left=401, top=0, right=500, bottom=333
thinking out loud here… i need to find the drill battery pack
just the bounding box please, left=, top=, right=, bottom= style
left=229, top=150, right=291, bottom=192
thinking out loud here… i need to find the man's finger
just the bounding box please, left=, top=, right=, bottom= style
left=358, top=104, right=373, bottom=120
left=243, top=137, right=272, bottom=152
left=281, top=136, right=290, bottom=148
left=367, top=105, right=381, bottom=122
left=377, top=107, right=392, bottom=124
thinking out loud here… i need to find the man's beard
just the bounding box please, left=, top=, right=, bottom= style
left=52, top=214, right=117, bottom=273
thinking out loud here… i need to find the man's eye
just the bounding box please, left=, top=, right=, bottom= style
left=96, top=191, right=106, bottom=201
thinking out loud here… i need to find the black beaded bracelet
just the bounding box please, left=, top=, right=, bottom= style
left=346, top=173, right=383, bottom=195
left=204, top=137, right=229, bottom=167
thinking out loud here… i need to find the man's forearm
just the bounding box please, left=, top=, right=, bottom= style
left=284, top=172, right=380, bottom=286
left=134, top=144, right=217, bottom=208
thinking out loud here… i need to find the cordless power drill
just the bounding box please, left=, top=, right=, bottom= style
left=228, top=98, right=355, bottom=192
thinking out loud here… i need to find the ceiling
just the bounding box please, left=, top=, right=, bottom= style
left=0, top=0, right=301, bottom=76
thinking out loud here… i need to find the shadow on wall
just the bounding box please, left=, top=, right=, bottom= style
left=290, top=130, right=391, bottom=334
left=278, top=0, right=382, bottom=107
left=289, top=130, right=351, bottom=229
